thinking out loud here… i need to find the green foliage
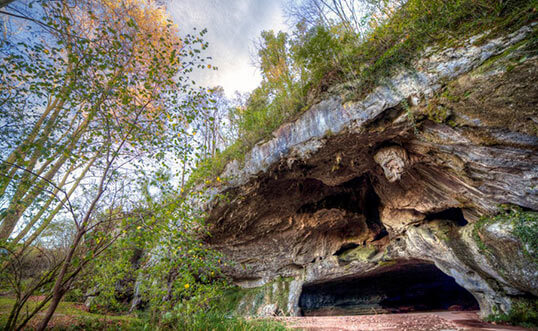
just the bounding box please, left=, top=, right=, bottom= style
left=79, top=184, right=235, bottom=328
left=338, top=0, right=536, bottom=101
left=136, top=273, right=287, bottom=329
left=486, top=298, right=538, bottom=328
left=0, top=295, right=286, bottom=330
left=512, top=212, right=538, bottom=258
left=63, top=288, right=85, bottom=303
left=187, top=141, right=249, bottom=188
left=212, top=277, right=294, bottom=317
left=239, top=88, right=287, bottom=145
left=0, top=0, right=218, bottom=328
left=140, top=201, right=224, bottom=312
left=472, top=217, right=491, bottom=254
left=290, top=0, right=537, bottom=105
left=59, top=316, right=144, bottom=331
left=214, top=287, right=251, bottom=314
left=293, top=24, right=356, bottom=94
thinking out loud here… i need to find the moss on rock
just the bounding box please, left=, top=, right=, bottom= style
left=337, top=245, right=378, bottom=263
left=486, top=297, right=538, bottom=328
left=218, top=277, right=296, bottom=317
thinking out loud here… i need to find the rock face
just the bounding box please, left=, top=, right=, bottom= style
left=373, top=146, right=411, bottom=183
left=204, top=25, right=538, bottom=319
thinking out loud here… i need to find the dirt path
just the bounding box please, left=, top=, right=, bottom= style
left=277, top=311, right=533, bottom=331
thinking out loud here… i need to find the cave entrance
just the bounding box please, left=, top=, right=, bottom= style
left=299, top=261, right=479, bottom=316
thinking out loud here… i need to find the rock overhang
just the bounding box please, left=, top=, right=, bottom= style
left=200, top=25, right=538, bottom=318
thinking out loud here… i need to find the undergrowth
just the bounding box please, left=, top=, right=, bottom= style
left=486, top=298, right=538, bottom=328
left=0, top=297, right=140, bottom=330
left=0, top=295, right=287, bottom=331
left=187, top=141, right=248, bottom=189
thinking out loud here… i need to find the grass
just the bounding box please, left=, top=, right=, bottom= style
left=188, top=0, right=537, bottom=186
left=215, top=287, right=253, bottom=314
left=0, top=296, right=289, bottom=330
left=0, top=296, right=140, bottom=330
left=162, top=312, right=288, bottom=331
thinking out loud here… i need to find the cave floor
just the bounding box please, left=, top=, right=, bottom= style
left=276, top=311, right=530, bottom=331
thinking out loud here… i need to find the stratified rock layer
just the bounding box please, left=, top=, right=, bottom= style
left=204, top=25, right=538, bottom=318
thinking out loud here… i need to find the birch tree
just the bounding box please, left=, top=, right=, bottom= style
left=0, top=0, right=211, bottom=328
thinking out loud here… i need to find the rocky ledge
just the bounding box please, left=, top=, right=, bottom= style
left=203, top=25, right=538, bottom=320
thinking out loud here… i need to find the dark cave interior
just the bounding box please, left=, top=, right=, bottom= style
left=299, top=262, right=479, bottom=316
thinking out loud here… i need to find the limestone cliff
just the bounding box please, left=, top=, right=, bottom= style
left=203, top=25, right=538, bottom=320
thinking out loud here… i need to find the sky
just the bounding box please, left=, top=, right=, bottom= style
left=168, top=0, right=289, bottom=98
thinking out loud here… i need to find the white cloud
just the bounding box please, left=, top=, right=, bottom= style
left=168, top=0, right=288, bottom=98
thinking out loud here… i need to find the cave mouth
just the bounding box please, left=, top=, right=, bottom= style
left=299, top=261, right=479, bottom=316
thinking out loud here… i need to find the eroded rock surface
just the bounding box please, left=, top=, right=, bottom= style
left=373, top=146, right=411, bottom=183
left=203, top=25, right=538, bottom=319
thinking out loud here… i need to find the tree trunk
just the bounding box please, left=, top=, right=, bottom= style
left=0, top=66, right=71, bottom=197
left=36, top=230, right=82, bottom=331
left=36, top=291, right=62, bottom=331
left=0, top=114, right=90, bottom=240
left=36, top=135, right=117, bottom=330
left=13, top=154, right=96, bottom=245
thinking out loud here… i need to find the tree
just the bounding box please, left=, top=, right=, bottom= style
left=193, top=86, right=230, bottom=158
left=230, top=29, right=308, bottom=146
left=284, top=0, right=402, bottom=37
left=256, top=30, right=308, bottom=117
left=0, top=0, right=211, bottom=329
left=0, top=0, right=205, bottom=241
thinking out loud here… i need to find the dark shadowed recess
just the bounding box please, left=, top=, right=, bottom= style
left=425, top=208, right=469, bottom=226
left=299, top=261, right=479, bottom=316
left=297, top=176, right=388, bottom=238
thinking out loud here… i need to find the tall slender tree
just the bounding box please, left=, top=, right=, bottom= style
left=0, top=0, right=212, bottom=328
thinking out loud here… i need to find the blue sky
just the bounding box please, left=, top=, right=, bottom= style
left=168, top=0, right=288, bottom=97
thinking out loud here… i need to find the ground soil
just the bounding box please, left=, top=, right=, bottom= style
left=277, top=311, right=535, bottom=331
